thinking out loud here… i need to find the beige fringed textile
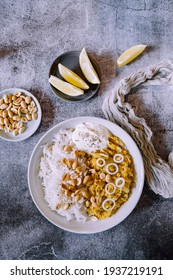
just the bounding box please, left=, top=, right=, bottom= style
left=102, top=59, right=173, bottom=198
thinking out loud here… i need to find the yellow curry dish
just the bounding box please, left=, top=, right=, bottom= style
left=59, top=135, right=135, bottom=220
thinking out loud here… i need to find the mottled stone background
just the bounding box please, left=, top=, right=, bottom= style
left=0, top=0, right=173, bottom=260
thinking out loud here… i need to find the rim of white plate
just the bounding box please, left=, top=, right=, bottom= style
left=28, top=116, right=144, bottom=234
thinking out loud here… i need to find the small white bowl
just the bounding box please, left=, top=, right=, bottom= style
left=28, top=117, right=144, bottom=234
left=0, top=88, right=42, bottom=142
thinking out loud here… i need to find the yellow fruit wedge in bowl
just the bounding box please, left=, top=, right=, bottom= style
left=49, top=75, right=84, bottom=96
left=79, top=48, right=100, bottom=84
left=117, top=44, right=147, bottom=67
left=58, top=63, right=89, bottom=90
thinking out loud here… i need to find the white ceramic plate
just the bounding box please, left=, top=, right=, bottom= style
left=0, top=88, right=42, bottom=141
left=28, top=117, right=144, bottom=234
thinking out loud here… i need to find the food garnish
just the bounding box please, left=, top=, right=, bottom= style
left=113, top=154, right=124, bottom=163
left=102, top=198, right=116, bottom=212
left=96, top=157, right=106, bottom=167
left=49, top=75, right=84, bottom=96
left=79, top=48, right=100, bottom=84
left=106, top=163, right=119, bottom=175
left=115, top=177, right=125, bottom=188
left=58, top=63, right=89, bottom=90
left=105, top=183, right=116, bottom=195
left=117, top=44, right=147, bottom=67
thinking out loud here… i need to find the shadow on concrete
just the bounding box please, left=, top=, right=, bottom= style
left=0, top=46, right=18, bottom=58
left=89, top=51, right=116, bottom=95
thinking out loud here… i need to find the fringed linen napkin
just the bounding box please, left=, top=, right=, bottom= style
left=102, top=59, right=173, bottom=198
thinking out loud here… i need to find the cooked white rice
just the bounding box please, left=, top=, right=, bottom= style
left=39, top=123, right=110, bottom=222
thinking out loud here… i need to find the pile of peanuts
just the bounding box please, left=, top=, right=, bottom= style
left=56, top=145, right=115, bottom=212
left=56, top=146, right=95, bottom=211
left=0, top=91, right=38, bottom=136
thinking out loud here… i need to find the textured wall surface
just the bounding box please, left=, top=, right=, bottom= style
left=0, top=0, right=173, bottom=260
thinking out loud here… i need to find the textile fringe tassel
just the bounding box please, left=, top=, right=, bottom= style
left=102, top=59, right=173, bottom=198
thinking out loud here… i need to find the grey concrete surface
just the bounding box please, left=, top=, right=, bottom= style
left=0, top=0, right=173, bottom=260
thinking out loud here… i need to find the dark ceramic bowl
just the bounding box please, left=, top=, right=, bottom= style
left=49, top=51, right=101, bottom=103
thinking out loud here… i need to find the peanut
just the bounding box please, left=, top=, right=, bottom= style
left=21, top=117, right=28, bottom=123
left=83, top=175, right=91, bottom=184
left=18, top=107, right=22, bottom=116
left=0, top=104, right=8, bottom=110
left=25, top=96, right=31, bottom=104
left=14, top=91, right=22, bottom=97
left=96, top=196, right=102, bottom=205
left=13, top=115, right=21, bottom=121
left=12, top=95, right=17, bottom=101
left=62, top=173, right=70, bottom=181
left=0, top=124, right=4, bottom=130
left=76, top=166, right=82, bottom=173
left=85, top=201, right=90, bottom=207
left=78, top=151, right=86, bottom=157
left=99, top=172, right=106, bottom=180
left=76, top=177, right=82, bottom=186
left=66, top=159, right=74, bottom=169
left=92, top=202, right=99, bottom=208
left=26, top=113, right=32, bottom=120
left=0, top=117, right=4, bottom=125
left=8, top=124, right=14, bottom=131
left=89, top=169, right=96, bottom=174
left=19, top=126, right=26, bottom=134
left=90, top=197, right=95, bottom=204
left=63, top=145, right=72, bottom=152
left=20, top=108, right=28, bottom=114
left=72, top=161, right=78, bottom=170
left=4, top=118, right=10, bottom=126
left=81, top=190, right=89, bottom=198
left=13, top=129, right=18, bottom=136
left=11, top=108, right=18, bottom=114
left=73, top=150, right=79, bottom=158
left=30, top=100, right=36, bottom=107
left=70, top=173, right=78, bottom=180
left=64, top=190, right=71, bottom=197
left=3, top=95, right=9, bottom=104
left=8, top=110, right=14, bottom=118
left=60, top=183, right=68, bottom=190
left=105, top=174, right=112, bottom=182
left=68, top=185, right=76, bottom=191
left=14, top=97, right=22, bottom=104
left=69, top=179, right=77, bottom=186
left=32, top=112, right=38, bottom=120
left=75, top=195, right=81, bottom=203
left=63, top=203, right=70, bottom=210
